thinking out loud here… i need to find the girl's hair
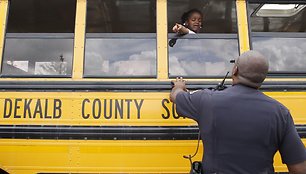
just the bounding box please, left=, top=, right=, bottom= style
left=181, top=9, right=203, bottom=24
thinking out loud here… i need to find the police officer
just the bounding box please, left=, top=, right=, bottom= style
left=170, top=50, right=306, bottom=173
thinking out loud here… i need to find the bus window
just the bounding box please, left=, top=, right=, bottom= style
left=248, top=2, right=306, bottom=74
left=1, top=0, right=76, bottom=77
left=168, top=0, right=239, bottom=77
left=84, top=0, right=157, bottom=77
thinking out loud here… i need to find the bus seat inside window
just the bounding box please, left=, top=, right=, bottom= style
left=84, top=0, right=157, bottom=78
left=1, top=0, right=76, bottom=77
left=168, top=0, right=239, bottom=78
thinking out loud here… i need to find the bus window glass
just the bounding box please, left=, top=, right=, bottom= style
left=249, top=3, right=306, bottom=73
left=85, top=0, right=156, bottom=77
left=168, top=0, right=239, bottom=77
left=1, top=0, right=76, bottom=77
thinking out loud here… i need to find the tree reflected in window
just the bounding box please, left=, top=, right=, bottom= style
left=2, top=0, right=76, bottom=77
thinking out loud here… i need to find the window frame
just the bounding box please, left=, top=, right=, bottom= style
left=166, top=0, right=240, bottom=78
left=1, top=0, right=77, bottom=78
left=84, top=0, right=158, bottom=79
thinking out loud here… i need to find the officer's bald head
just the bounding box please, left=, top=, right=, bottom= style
left=232, top=50, right=269, bottom=89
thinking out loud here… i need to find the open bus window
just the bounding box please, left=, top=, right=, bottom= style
left=248, top=3, right=306, bottom=74
left=167, top=0, right=239, bottom=77
left=84, top=0, right=157, bottom=78
left=1, top=0, right=76, bottom=77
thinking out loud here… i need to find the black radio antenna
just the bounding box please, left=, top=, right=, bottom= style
left=215, top=71, right=229, bottom=91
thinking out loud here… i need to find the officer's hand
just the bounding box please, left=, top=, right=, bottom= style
left=172, top=77, right=187, bottom=91
left=170, top=77, right=187, bottom=103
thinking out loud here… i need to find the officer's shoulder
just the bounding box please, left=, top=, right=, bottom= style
left=261, top=92, right=289, bottom=113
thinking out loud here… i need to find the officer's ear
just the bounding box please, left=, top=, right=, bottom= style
left=232, top=65, right=238, bottom=76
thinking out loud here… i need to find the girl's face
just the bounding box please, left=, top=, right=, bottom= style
left=185, top=12, right=202, bottom=33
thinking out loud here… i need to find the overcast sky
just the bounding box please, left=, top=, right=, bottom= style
left=169, top=38, right=239, bottom=76
left=85, top=38, right=240, bottom=77
left=253, top=37, right=306, bottom=72
left=85, top=39, right=156, bottom=76
left=3, top=36, right=305, bottom=76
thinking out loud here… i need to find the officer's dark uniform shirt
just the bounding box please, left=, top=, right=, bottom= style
left=176, top=84, right=306, bottom=174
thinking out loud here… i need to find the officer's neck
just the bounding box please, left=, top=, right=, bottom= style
left=232, top=76, right=260, bottom=89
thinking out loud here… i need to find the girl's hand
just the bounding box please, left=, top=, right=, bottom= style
left=172, top=23, right=189, bottom=35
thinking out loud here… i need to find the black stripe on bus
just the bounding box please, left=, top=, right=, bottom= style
left=1, top=81, right=306, bottom=91
left=0, top=125, right=305, bottom=140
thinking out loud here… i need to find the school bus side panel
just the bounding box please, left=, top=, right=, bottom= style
left=0, top=91, right=305, bottom=173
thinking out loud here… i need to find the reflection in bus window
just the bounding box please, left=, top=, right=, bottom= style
left=252, top=36, right=306, bottom=72
left=1, top=0, right=76, bottom=77
left=249, top=3, right=306, bottom=73
left=85, top=36, right=156, bottom=77
left=3, top=38, right=73, bottom=75
left=169, top=36, right=238, bottom=77
left=85, top=0, right=156, bottom=77
left=168, top=0, right=238, bottom=77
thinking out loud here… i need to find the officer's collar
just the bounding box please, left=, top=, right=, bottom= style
left=231, top=83, right=259, bottom=93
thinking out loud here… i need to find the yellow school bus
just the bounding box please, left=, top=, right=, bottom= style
left=0, top=0, right=305, bottom=173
